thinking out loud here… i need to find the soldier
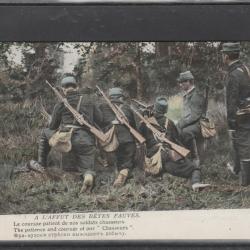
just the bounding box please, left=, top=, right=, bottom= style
left=139, top=96, right=209, bottom=191
left=176, top=71, right=206, bottom=166
left=98, top=87, right=136, bottom=187
left=30, top=76, right=102, bottom=192
left=221, top=42, right=250, bottom=186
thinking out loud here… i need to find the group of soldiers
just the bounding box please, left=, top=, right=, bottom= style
left=28, top=42, right=250, bottom=193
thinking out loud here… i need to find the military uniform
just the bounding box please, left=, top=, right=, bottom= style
left=222, top=43, right=250, bottom=185
left=33, top=76, right=102, bottom=179
left=177, top=71, right=206, bottom=162
left=139, top=97, right=199, bottom=182
left=98, top=88, right=136, bottom=186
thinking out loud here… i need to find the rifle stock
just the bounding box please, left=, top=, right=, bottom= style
left=46, top=80, right=107, bottom=142
left=96, top=86, right=145, bottom=144
left=131, top=106, right=190, bottom=158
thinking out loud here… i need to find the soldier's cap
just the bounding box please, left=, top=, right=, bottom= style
left=108, top=87, right=124, bottom=97
left=61, top=76, right=77, bottom=88
left=154, top=96, right=168, bottom=114
left=178, top=71, right=194, bottom=83
left=221, top=42, right=240, bottom=53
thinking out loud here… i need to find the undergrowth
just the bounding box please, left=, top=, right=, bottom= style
left=1, top=98, right=250, bottom=214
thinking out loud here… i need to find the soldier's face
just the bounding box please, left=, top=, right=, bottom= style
left=222, top=53, right=229, bottom=65
left=179, top=81, right=190, bottom=92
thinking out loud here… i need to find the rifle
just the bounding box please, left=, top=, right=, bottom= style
left=96, top=86, right=145, bottom=144
left=131, top=106, right=190, bottom=158
left=39, top=97, right=51, bottom=122
left=132, top=99, right=154, bottom=110
left=204, top=84, right=209, bottom=117
left=46, top=80, right=107, bottom=142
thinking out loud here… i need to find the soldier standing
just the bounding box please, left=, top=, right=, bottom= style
left=139, top=96, right=209, bottom=191
left=176, top=71, right=206, bottom=167
left=98, top=87, right=136, bottom=187
left=30, top=76, right=102, bottom=192
left=221, top=42, right=250, bottom=186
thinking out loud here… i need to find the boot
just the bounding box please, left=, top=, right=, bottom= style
left=191, top=139, right=200, bottom=168
left=191, top=169, right=210, bottom=191
left=28, top=160, right=46, bottom=174
left=80, top=174, right=94, bottom=193
left=28, top=133, right=50, bottom=173
left=113, top=168, right=129, bottom=188
left=37, top=134, right=50, bottom=168
left=191, top=169, right=201, bottom=185
left=228, top=129, right=241, bottom=175
left=227, top=162, right=239, bottom=176
left=239, top=160, right=250, bottom=186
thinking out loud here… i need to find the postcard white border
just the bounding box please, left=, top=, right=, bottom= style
left=0, top=209, right=250, bottom=241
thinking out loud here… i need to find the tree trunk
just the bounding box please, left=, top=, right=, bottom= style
left=135, top=43, right=144, bottom=100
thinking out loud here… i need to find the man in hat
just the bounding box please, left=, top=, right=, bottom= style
left=139, top=96, right=209, bottom=191
left=98, top=87, right=137, bottom=187
left=176, top=71, right=206, bottom=167
left=30, top=75, right=102, bottom=192
left=221, top=42, right=250, bottom=186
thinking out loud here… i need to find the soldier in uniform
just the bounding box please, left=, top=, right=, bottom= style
left=139, top=96, right=209, bottom=190
left=221, top=42, right=250, bottom=186
left=176, top=71, right=206, bottom=166
left=30, top=76, right=102, bottom=192
left=98, top=87, right=136, bottom=187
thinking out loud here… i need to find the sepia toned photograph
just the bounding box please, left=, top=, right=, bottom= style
left=0, top=41, right=249, bottom=216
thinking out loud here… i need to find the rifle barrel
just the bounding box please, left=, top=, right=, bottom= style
left=46, top=80, right=107, bottom=142
left=96, top=86, right=145, bottom=144
left=131, top=105, right=190, bottom=157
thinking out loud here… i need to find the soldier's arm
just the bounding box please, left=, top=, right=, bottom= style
left=93, top=103, right=103, bottom=127
left=167, top=119, right=181, bottom=143
left=49, top=103, right=63, bottom=130
left=128, top=108, right=137, bottom=129
left=122, top=104, right=137, bottom=129
left=178, top=92, right=205, bottom=129
left=226, top=74, right=240, bottom=130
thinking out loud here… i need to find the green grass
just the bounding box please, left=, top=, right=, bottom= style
left=1, top=133, right=250, bottom=214
left=1, top=97, right=249, bottom=214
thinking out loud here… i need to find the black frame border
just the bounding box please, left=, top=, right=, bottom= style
left=0, top=3, right=250, bottom=41
left=1, top=1, right=250, bottom=248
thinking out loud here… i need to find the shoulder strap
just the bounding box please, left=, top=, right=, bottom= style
left=164, top=118, right=169, bottom=130
left=72, top=96, right=83, bottom=125
left=243, top=65, right=250, bottom=79
left=237, top=65, right=250, bottom=81
left=77, top=96, right=83, bottom=112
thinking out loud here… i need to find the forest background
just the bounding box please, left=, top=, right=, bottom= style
left=1, top=42, right=250, bottom=214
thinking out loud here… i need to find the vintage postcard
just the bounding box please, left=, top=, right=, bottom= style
left=0, top=41, right=250, bottom=242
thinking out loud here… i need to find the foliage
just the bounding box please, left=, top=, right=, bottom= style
left=1, top=42, right=250, bottom=213
left=71, top=42, right=229, bottom=101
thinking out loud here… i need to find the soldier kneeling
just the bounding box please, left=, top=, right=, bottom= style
left=98, top=87, right=137, bottom=187
left=30, top=76, right=102, bottom=193
left=139, top=96, right=210, bottom=191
